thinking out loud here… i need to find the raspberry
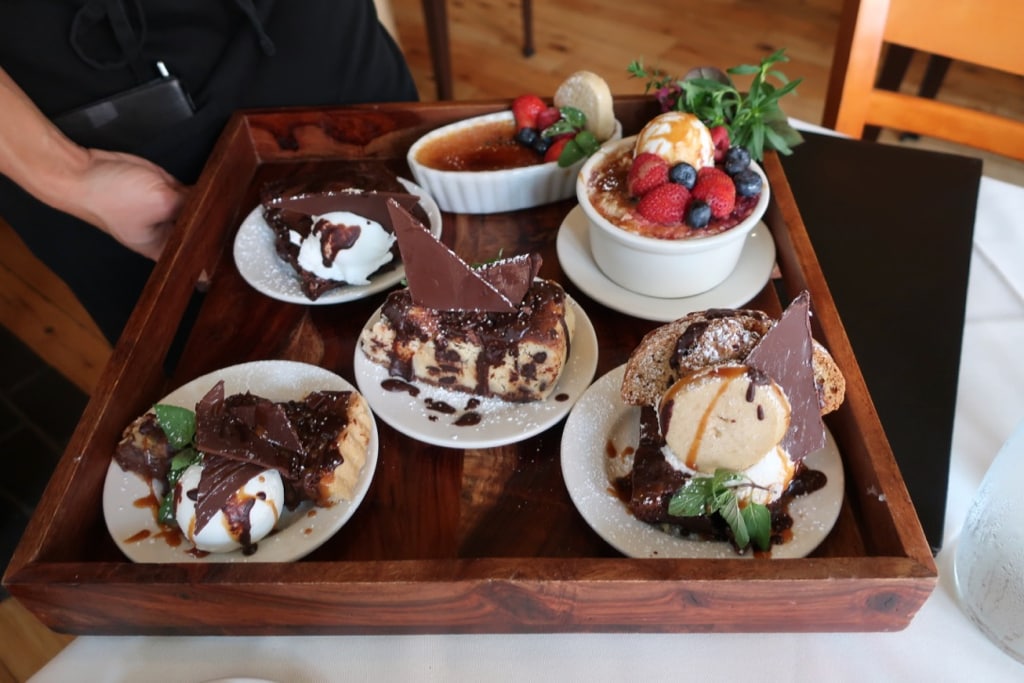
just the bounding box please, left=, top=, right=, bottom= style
left=536, top=106, right=563, bottom=131
left=692, top=166, right=736, bottom=218
left=636, top=183, right=690, bottom=225
left=627, top=152, right=669, bottom=197
left=709, top=125, right=731, bottom=162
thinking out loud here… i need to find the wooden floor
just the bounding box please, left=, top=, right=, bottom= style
left=2, top=1, right=1022, bottom=680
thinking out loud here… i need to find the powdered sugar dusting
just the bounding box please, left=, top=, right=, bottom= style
left=561, top=365, right=845, bottom=559
left=354, top=296, right=599, bottom=449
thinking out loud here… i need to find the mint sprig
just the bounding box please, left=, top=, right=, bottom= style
left=627, top=48, right=804, bottom=162
left=153, top=403, right=202, bottom=526
left=153, top=403, right=196, bottom=450
left=667, top=469, right=772, bottom=551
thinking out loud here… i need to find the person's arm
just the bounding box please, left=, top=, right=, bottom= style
left=0, top=66, right=188, bottom=260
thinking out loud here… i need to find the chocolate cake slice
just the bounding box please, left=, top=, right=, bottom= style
left=190, top=380, right=372, bottom=508
left=358, top=201, right=575, bottom=402
left=260, top=163, right=430, bottom=300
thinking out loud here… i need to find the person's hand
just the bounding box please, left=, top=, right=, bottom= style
left=1, top=67, right=189, bottom=261
left=75, top=149, right=190, bottom=261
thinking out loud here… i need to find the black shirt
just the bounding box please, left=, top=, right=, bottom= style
left=0, top=0, right=418, bottom=342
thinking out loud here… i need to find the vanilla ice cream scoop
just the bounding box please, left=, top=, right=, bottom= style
left=175, top=460, right=285, bottom=554
left=635, top=111, right=715, bottom=169
left=292, top=210, right=396, bottom=286
left=659, top=363, right=791, bottom=474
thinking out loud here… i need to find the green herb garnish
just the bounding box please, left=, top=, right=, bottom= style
left=153, top=403, right=196, bottom=450
left=627, top=48, right=804, bottom=161
left=153, top=404, right=202, bottom=526
left=667, top=468, right=772, bottom=551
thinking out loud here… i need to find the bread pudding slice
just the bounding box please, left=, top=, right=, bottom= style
left=358, top=200, right=574, bottom=402
left=360, top=278, right=574, bottom=402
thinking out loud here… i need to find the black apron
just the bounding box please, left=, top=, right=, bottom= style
left=0, top=0, right=418, bottom=343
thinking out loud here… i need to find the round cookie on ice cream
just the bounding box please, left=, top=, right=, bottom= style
left=554, top=70, right=617, bottom=142
left=634, top=111, right=715, bottom=169
left=659, top=362, right=792, bottom=473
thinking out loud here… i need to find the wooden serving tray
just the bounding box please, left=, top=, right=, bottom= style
left=4, top=97, right=937, bottom=634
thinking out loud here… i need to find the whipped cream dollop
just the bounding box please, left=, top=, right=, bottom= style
left=661, top=441, right=796, bottom=506
left=291, top=210, right=396, bottom=286
left=175, top=462, right=285, bottom=553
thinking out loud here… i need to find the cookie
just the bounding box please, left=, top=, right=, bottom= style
left=553, top=70, right=616, bottom=141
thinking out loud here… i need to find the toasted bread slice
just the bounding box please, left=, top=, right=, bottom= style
left=621, top=308, right=845, bottom=415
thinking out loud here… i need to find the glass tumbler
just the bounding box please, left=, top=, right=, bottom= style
left=954, top=419, right=1024, bottom=664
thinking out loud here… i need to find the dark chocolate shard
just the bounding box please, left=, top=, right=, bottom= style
left=745, top=291, right=825, bottom=461
left=193, top=381, right=305, bottom=478
left=193, top=456, right=264, bottom=536
left=387, top=200, right=519, bottom=312
left=273, top=191, right=421, bottom=229
left=475, top=253, right=543, bottom=305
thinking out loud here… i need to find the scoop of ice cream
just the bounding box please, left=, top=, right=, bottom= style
left=658, top=363, right=791, bottom=473
left=635, top=111, right=715, bottom=170
left=292, top=210, right=395, bottom=286
left=175, top=461, right=285, bottom=554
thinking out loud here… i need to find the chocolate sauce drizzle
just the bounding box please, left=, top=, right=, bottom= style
left=613, top=407, right=827, bottom=554
left=378, top=279, right=567, bottom=402
left=192, top=381, right=354, bottom=514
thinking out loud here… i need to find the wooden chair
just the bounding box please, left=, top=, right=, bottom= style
left=823, top=0, right=1024, bottom=160
left=419, top=0, right=534, bottom=100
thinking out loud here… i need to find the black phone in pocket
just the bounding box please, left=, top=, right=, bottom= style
left=53, top=62, right=196, bottom=150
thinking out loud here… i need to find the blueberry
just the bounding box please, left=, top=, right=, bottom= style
left=515, top=127, right=539, bottom=147
left=531, top=135, right=551, bottom=155
left=733, top=169, right=763, bottom=197
left=686, top=200, right=711, bottom=229
left=724, top=146, right=752, bottom=175
left=668, top=162, right=697, bottom=189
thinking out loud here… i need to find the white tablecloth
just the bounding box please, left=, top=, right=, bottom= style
left=29, top=176, right=1024, bottom=682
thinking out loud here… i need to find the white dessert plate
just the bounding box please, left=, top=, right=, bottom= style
left=232, top=178, right=443, bottom=305
left=561, top=365, right=844, bottom=559
left=556, top=205, right=776, bottom=322
left=102, top=360, right=379, bottom=563
left=353, top=295, right=598, bottom=449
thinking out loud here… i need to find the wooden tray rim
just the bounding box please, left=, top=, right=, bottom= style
left=4, top=97, right=938, bottom=634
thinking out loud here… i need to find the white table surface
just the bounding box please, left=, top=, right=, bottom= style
left=29, top=175, right=1024, bottom=682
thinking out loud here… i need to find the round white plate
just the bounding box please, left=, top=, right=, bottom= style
left=103, top=360, right=379, bottom=563
left=556, top=205, right=776, bottom=322
left=354, top=295, right=598, bottom=449
left=232, top=178, right=443, bottom=305
left=561, top=365, right=844, bottom=559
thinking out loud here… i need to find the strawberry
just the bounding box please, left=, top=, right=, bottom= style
left=636, top=183, right=690, bottom=225
left=709, top=125, right=731, bottom=162
left=691, top=166, right=736, bottom=218
left=627, top=152, right=669, bottom=198
left=536, top=106, right=563, bottom=131
left=544, top=137, right=571, bottom=163
left=511, top=94, right=546, bottom=130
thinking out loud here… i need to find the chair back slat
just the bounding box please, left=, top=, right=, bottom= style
left=886, top=0, right=1024, bottom=75
left=824, top=0, right=1024, bottom=161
